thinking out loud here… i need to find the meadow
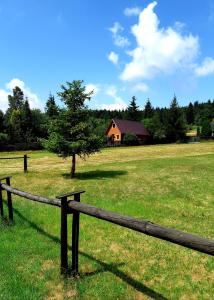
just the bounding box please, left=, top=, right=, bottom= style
left=0, top=142, right=214, bottom=300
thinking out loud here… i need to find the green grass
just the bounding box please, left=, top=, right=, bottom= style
left=0, top=142, right=214, bottom=299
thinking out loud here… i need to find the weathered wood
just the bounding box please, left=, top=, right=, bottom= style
left=6, top=177, right=13, bottom=222
left=1, top=183, right=61, bottom=207
left=60, top=196, right=68, bottom=274
left=71, top=193, right=81, bottom=275
left=0, top=156, right=29, bottom=160
left=0, top=185, right=3, bottom=217
left=24, top=154, right=28, bottom=172
left=68, top=201, right=214, bottom=256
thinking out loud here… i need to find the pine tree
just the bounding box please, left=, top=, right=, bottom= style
left=21, top=98, right=33, bottom=143
left=186, top=102, right=194, bottom=124
left=44, top=80, right=102, bottom=178
left=126, top=96, right=140, bottom=121
left=45, top=94, right=59, bottom=119
left=166, top=95, right=186, bottom=142
left=144, top=99, right=153, bottom=118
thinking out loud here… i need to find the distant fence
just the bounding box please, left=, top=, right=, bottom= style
left=0, top=155, right=29, bottom=172
left=0, top=176, right=213, bottom=278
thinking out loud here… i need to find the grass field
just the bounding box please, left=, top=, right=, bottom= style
left=0, top=142, right=214, bottom=299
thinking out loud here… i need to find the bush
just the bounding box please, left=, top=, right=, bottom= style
left=0, top=133, right=8, bottom=143
left=123, top=133, right=139, bottom=146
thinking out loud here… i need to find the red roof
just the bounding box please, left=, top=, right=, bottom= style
left=106, top=119, right=149, bottom=136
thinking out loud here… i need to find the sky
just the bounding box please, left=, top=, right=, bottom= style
left=0, top=0, right=214, bottom=112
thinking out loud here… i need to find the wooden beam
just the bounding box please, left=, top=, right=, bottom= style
left=68, top=201, right=214, bottom=256
left=1, top=183, right=61, bottom=207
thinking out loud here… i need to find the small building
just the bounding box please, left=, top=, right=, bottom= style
left=186, top=130, right=200, bottom=142
left=105, top=119, right=149, bottom=145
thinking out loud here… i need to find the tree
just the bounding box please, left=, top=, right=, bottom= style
left=186, top=102, right=194, bottom=124
left=166, top=95, right=186, bottom=142
left=201, top=120, right=212, bottom=138
left=45, top=94, right=59, bottom=119
left=5, top=86, right=25, bottom=143
left=126, top=96, right=140, bottom=121
left=44, top=80, right=102, bottom=178
left=144, top=99, right=154, bottom=118
left=0, top=110, right=5, bottom=132
left=20, top=99, right=33, bottom=143
left=8, top=86, right=24, bottom=110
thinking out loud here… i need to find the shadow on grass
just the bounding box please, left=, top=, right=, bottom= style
left=12, top=207, right=167, bottom=300
left=62, top=170, right=127, bottom=180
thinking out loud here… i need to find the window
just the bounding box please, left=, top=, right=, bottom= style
left=112, top=123, right=115, bottom=128
left=116, top=135, right=119, bottom=139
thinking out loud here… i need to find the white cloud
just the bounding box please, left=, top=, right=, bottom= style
left=108, top=51, right=119, bottom=65
left=102, top=86, right=127, bottom=110
left=85, top=83, right=100, bottom=97
left=133, top=82, right=149, bottom=92
left=195, top=57, right=214, bottom=76
left=0, top=89, right=8, bottom=112
left=109, top=22, right=130, bottom=48
left=124, top=7, right=141, bottom=17
left=0, top=78, right=42, bottom=112
left=120, top=1, right=199, bottom=81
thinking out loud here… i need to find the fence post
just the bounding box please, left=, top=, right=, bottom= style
left=71, top=193, right=80, bottom=276
left=60, top=196, right=68, bottom=274
left=6, top=177, right=13, bottom=223
left=0, top=184, right=3, bottom=217
left=24, top=154, right=28, bottom=173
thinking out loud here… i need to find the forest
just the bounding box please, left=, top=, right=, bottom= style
left=0, top=84, right=214, bottom=151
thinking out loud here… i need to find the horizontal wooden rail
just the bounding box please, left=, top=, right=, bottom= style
left=68, top=201, right=214, bottom=256
left=1, top=183, right=61, bottom=207
left=0, top=156, right=30, bottom=160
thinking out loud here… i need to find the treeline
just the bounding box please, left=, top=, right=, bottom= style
left=88, top=96, right=214, bottom=144
left=0, top=85, right=214, bottom=151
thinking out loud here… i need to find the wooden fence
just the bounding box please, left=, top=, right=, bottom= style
left=0, top=154, right=29, bottom=172
left=0, top=176, right=213, bottom=278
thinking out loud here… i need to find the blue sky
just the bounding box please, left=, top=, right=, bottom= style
left=0, top=0, right=214, bottom=111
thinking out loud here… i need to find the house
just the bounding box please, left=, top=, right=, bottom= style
left=105, top=119, right=149, bottom=145
left=186, top=130, right=200, bottom=143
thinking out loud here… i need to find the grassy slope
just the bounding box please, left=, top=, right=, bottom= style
left=0, top=142, right=214, bottom=299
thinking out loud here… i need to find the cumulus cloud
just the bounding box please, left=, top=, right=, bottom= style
left=195, top=57, right=214, bottom=76
left=124, top=7, right=141, bottom=17
left=0, top=78, right=42, bottom=112
left=133, top=82, right=149, bottom=92
left=85, top=83, right=100, bottom=97
left=108, top=51, right=119, bottom=65
left=120, top=1, right=199, bottom=81
left=0, top=89, right=8, bottom=112
left=109, top=22, right=130, bottom=48
left=102, top=86, right=127, bottom=110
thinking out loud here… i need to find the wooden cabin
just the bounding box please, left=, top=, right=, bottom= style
left=105, top=119, right=149, bottom=145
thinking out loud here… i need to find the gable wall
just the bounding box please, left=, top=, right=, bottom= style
left=106, top=124, right=121, bottom=141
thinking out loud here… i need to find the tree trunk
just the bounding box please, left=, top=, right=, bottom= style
left=71, top=154, right=76, bottom=178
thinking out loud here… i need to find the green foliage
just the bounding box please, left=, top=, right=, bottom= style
left=45, top=94, right=59, bottom=119
left=44, top=80, right=102, bottom=176
left=123, top=132, right=139, bottom=145
left=144, top=98, right=154, bottom=118
left=186, top=102, right=194, bottom=124
left=201, top=120, right=212, bottom=138
left=165, top=96, right=186, bottom=142
left=126, top=96, right=140, bottom=121
left=0, top=132, right=8, bottom=143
